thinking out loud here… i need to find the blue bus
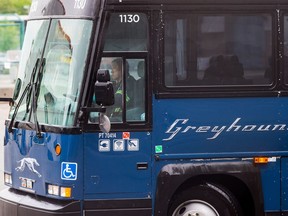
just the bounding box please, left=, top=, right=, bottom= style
left=1, top=0, right=288, bottom=215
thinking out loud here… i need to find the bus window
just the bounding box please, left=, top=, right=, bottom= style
left=284, top=15, right=288, bottom=84
left=91, top=57, right=146, bottom=123
left=126, top=59, right=146, bottom=121
left=103, top=13, right=148, bottom=51
left=11, top=19, right=93, bottom=126
left=89, top=12, right=148, bottom=125
left=164, top=13, right=273, bottom=87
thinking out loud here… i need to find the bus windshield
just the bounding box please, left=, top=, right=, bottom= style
left=9, top=18, right=93, bottom=127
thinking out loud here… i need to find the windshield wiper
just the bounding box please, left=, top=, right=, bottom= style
left=24, top=58, right=40, bottom=121
left=8, top=58, right=45, bottom=138
left=8, top=59, right=40, bottom=133
left=32, top=59, right=45, bottom=138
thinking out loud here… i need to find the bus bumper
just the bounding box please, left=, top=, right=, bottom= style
left=0, top=187, right=81, bottom=216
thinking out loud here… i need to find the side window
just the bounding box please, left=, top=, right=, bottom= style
left=98, top=57, right=146, bottom=123
left=164, top=13, right=273, bottom=87
left=126, top=59, right=146, bottom=121
left=104, top=13, right=148, bottom=51
left=284, top=15, right=288, bottom=84
left=89, top=12, right=148, bottom=126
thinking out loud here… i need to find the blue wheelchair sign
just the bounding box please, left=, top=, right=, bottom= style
left=61, top=162, right=77, bottom=180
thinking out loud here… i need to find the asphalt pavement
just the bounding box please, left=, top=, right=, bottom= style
left=0, top=74, right=14, bottom=190
left=0, top=103, right=9, bottom=190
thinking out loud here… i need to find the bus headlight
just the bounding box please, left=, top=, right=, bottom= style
left=4, top=173, right=12, bottom=185
left=47, top=184, right=72, bottom=198
left=48, top=184, right=60, bottom=196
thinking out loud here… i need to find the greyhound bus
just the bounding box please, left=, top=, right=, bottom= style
left=1, top=0, right=288, bottom=215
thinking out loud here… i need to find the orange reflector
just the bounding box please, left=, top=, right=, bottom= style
left=55, top=144, right=62, bottom=156
left=254, top=157, right=269, bottom=164
left=61, top=187, right=72, bottom=198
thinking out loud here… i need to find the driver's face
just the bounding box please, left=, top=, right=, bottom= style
left=111, top=63, right=122, bottom=83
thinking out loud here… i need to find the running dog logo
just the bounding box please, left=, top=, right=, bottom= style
left=15, top=158, right=42, bottom=178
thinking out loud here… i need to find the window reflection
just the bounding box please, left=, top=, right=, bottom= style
left=103, top=13, right=148, bottom=51
left=11, top=19, right=93, bottom=126
left=165, top=14, right=272, bottom=87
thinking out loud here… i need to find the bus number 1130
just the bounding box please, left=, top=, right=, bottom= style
left=119, top=14, right=140, bottom=23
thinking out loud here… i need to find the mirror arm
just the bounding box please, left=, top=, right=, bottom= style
left=81, top=107, right=106, bottom=113
left=78, top=106, right=106, bottom=123
left=0, top=98, right=12, bottom=102
left=0, top=98, right=14, bottom=105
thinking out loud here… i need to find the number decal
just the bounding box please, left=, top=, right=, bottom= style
left=74, top=0, right=86, bottom=9
left=119, top=14, right=140, bottom=23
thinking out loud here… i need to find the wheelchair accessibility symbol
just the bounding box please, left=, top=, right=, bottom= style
left=61, top=162, right=77, bottom=180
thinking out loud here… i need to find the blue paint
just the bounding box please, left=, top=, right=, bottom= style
left=83, top=132, right=151, bottom=198
left=154, top=97, right=288, bottom=156
left=3, top=96, right=288, bottom=212
left=4, top=128, right=84, bottom=199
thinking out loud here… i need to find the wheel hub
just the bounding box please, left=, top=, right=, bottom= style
left=172, top=200, right=220, bottom=216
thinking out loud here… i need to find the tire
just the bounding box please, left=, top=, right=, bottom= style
left=168, top=182, right=243, bottom=216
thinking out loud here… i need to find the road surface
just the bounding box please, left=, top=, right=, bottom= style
left=0, top=74, right=14, bottom=190
left=0, top=103, right=9, bottom=190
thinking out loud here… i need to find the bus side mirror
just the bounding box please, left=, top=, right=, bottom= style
left=94, top=69, right=115, bottom=106
left=0, top=78, right=21, bottom=106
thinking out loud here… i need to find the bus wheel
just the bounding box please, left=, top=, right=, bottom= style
left=168, top=183, right=243, bottom=216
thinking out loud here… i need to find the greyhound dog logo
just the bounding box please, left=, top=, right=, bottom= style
left=15, top=158, right=42, bottom=178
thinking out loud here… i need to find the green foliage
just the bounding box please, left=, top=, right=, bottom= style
left=0, top=23, right=20, bottom=52
left=0, top=0, right=31, bottom=15
left=0, top=0, right=30, bottom=51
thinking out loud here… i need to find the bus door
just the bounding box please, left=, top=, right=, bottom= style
left=83, top=12, right=152, bottom=198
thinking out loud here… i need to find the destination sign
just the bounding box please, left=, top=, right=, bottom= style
left=29, top=0, right=101, bottom=18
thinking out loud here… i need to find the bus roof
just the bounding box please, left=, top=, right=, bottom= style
left=29, top=0, right=102, bottom=18
left=28, top=0, right=288, bottom=19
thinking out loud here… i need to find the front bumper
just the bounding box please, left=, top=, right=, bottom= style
left=0, top=188, right=80, bottom=216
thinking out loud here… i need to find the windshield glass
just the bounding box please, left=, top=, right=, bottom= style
left=10, top=19, right=93, bottom=126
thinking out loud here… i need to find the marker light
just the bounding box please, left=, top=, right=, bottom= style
left=4, top=173, right=12, bottom=185
left=60, top=187, right=72, bottom=198
left=20, top=178, right=34, bottom=189
left=254, top=157, right=269, bottom=164
left=26, top=179, right=33, bottom=189
left=48, top=184, right=60, bottom=196
left=21, top=178, right=27, bottom=188
left=55, top=144, right=62, bottom=156
left=47, top=184, right=72, bottom=198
